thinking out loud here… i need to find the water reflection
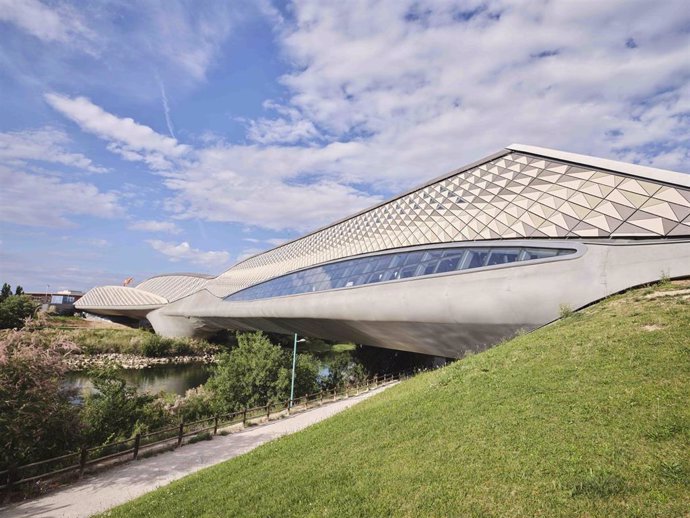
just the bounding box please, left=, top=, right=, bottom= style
left=66, top=363, right=211, bottom=396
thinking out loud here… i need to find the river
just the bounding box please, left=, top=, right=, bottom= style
left=66, top=363, right=211, bottom=396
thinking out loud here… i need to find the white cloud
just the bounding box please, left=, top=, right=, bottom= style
left=260, top=0, right=690, bottom=178
left=45, top=93, right=189, bottom=169
left=147, top=240, right=230, bottom=267
left=129, top=220, right=182, bottom=234
left=0, top=0, right=96, bottom=47
left=0, top=166, right=122, bottom=227
left=0, top=127, right=106, bottom=173
left=42, top=0, right=690, bottom=239
left=246, top=102, right=320, bottom=144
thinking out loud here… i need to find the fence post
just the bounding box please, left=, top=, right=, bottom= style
left=177, top=421, right=184, bottom=447
left=320, top=391, right=324, bottom=405
left=242, top=408, right=247, bottom=426
left=266, top=403, right=270, bottom=420
left=5, top=465, right=17, bottom=503
left=333, top=388, right=337, bottom=401
left=133, top=434, right=141, bottom=460
left=79, top=447, right=87, bottom=478
left=213, top=415, right=219, bottom=435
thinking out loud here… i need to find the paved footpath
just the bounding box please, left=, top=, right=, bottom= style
left=2, top=384, right=394, bottom=518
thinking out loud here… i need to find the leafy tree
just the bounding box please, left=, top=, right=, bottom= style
left=14, top=286, right=23, bottom=296
left=0, top=283, right=11, bottom=302
left=0, top=295, right=39, bottom=329
left=0, top=328, right=82, bottom=470
left=207, top=332, right=320, bottom=413
left=321, top=353, right=367, bottom=390
left=81, top=367, right=172, bottom=445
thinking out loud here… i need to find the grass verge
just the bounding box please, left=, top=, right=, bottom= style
left=100, top=283, right=690, bottom=517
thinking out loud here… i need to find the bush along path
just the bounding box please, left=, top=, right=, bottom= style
left=0, top=378, right=400, bottom=518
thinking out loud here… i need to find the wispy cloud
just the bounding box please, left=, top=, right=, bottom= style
left=45, top=93, right=189, bottom=170
left=129, top=220, right=181, bottom=234
left=0, top=166, right=122, bottom=227
left=0, top=0, right=96, bottom=48
left=156, top=76, right=176, bottom=138
left=147, top=240, right=229, bottom=268
left=0, top=128, right=106, bottom=173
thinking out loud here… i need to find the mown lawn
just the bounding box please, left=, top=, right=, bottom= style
left=101, top=283, right=690, bottom=517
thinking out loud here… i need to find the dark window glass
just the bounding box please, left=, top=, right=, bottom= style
left=367, top=271, right=385, bottom=283
left=422, top=262, right=438, bottom=275
left=422, top=250, right=443, bottom=261
left=228, top=246, right=576, bottom=301
left=487, top=249, right=521, bottom=266
left=462, top=249, right=490, bottom=269
left=436, top=255, right=462, bottom=273
left=520, top=248, right=559, bottom=260
left=403, top=252, right=424, bottom=266
left=373, top=256, right=392, bottom=270
left=389, top=254, right=406, bottom=268
left=400, top=265, right=418, bottom=278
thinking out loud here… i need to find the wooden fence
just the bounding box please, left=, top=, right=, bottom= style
left=0, top=370, right=417, bottom=497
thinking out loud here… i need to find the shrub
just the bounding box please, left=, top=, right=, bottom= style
left=169, top=386, right=216, bottom=422
left=81, top=367, right=173, bottom=445
left=207, top=332, right=320, bottom=413
left=0, top=295, right=39, bottom=329
left=559, top=303, right=574, bottom=319
left=0, top=328, right=82, bottom=470
left=141, top=334, right=174, bottom=357
left=187, top=431, right=212, bottom=444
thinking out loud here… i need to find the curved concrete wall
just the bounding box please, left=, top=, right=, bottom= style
left=149, top=239, right=690, bottom=357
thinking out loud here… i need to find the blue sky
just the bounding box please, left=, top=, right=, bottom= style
left=1, top=0, right=689, bottom=292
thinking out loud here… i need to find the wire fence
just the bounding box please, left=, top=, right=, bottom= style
left=0, top=368, right=429, bottom=499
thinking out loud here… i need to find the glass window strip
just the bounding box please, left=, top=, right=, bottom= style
left=227, top=246, right=576, bottom=302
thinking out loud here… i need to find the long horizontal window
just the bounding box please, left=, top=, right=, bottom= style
left=227, top=246, right=575, bottom=302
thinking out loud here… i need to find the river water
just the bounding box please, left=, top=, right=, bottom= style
left=65, top=363, right=211, bottom=396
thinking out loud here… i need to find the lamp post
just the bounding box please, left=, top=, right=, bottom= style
left=290, top=334, right=306, bottom=408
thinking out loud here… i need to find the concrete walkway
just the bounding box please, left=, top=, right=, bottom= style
left=2, top=384, right=394, bottom=518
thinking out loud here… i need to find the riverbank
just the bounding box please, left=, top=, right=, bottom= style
left=64, top=352, right=217, bottom=371
left=5, top=316, right=221, bottom=358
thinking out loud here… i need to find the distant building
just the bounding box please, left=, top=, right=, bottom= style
left=27, top=289, right=84, bottom=315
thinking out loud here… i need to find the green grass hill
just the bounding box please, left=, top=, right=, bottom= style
left=102, top=282, right=690, bottom=517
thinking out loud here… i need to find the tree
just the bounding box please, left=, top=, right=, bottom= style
left=0, top=328, right=82, bottom=470
left=81, top=367, right=171, bottom=445
left=206, top=332, right=320, bottom=413
left=0, top=283, right=11, bottom=302
left=14, top=286, right=23, bottom=296
left=0, top=295, right=39, bottom=329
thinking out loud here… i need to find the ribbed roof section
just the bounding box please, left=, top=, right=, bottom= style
left=75, top=286, right=167, bottom=309
left=136, top=274, right=211, bottom=302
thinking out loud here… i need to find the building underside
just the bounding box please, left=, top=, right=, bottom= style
left=76, top=144, right=690, bottom=358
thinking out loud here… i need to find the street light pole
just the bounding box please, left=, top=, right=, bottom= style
left=290, top=334, right=305, bottom=408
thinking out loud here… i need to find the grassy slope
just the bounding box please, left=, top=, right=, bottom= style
left=102, top=283, right=690, bottom=517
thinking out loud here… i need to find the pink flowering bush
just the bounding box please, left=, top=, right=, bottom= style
left=0, top=318, right=82, bottom=470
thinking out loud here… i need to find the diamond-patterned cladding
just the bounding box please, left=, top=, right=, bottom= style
left=207, top=152, right=690, bottom=297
